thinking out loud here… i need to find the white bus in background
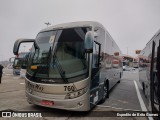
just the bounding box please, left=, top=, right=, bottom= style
left=10, top=52, right=30, bottom=76
left=133, top=61, right=139, bottom=68
left=139, top=29, right=160, bottom=118
left=12, top=57, right=21, bottom=75
left=13, top=21, right=122, bottom=111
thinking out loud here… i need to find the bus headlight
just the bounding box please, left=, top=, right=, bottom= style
left=65, top=87, right=87, bottom=99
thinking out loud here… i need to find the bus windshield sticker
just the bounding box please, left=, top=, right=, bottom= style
left=49, top=35, right=55, bottom=44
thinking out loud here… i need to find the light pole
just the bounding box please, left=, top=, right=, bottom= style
left=45, top=22, right=51, bottom=27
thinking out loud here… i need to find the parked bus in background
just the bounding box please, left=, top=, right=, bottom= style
left=13, top=21, right=122, bottom=111
left=10, top=52, right=29, bottom=75
left=132, top=61, right=139, bottom=68
left=121, top=55, right=134, bottom=71
left=133, top=58, right=139, bottom=68
left=13, top=53, right=25, bottom=75
left=133, top=56, right=140, bottom=68
left=139, top=29, right=160, bottom=117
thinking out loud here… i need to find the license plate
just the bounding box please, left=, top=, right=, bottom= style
left=41, top=100, right=54, bottom=106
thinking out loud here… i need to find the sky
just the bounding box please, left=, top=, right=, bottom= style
left=0, top=0, right=160, bottom=61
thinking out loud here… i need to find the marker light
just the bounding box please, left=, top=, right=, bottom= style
left=31, top=65, right=38, bottom=70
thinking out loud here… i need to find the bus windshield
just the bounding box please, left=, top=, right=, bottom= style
left=14, top=58, right=21, bottom=67
left=27, top=27, right=91, bottom=83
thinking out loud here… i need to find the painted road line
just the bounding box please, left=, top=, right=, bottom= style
left=134, top=80, right=153, bottom=120
left=4, top=74, right=13, bottom=76
left=13, top=77, right=19, bottom=79
left=95, top=104, right=141, bottom=111
left=20, top=83, right=25, bottom=85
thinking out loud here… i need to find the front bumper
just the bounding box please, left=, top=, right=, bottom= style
left=26, top=90, right=90, bottom=111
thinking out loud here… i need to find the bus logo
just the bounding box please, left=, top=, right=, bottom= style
left=27, top=82, right=44, bottom=92
left=2, top=112, right=11, bottom=117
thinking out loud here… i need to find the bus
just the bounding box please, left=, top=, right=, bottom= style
left=13, top=21, right=122, bottom=111
left=133, top=57, right=139, bottom=68
left=133, top=58, right=139, bottom=68
left=139, top=29, right=160, bottom=116
left=10, top=52, right=30, bottom=75
left=121, top=55, right=134, bottom=71
left=12, top=57, right=21, bottom=75
left=132, top=61, right=139, bottom=68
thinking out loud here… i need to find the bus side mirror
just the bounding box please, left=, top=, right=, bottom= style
left=84, top=31, right=95, bottom=53
left=13, top=39, right=35, bottom=55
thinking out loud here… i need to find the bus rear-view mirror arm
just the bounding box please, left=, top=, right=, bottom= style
left=13, top=39, right=35, bottom=55
left=84, top=31, right=96, bottom=79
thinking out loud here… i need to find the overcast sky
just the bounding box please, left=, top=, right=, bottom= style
left=0, top=0, right=160, bottom=61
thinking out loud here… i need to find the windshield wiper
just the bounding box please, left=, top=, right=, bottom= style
left=30, top=44, right=67, bottom=83
left=31, top=47, right=52, bottom=80
left=31, top=43, right=40, bottom=79
left=53, top=53, right=68, bottom=83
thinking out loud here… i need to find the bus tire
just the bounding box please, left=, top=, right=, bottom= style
left=142, top=82, right=147, bottom=98
left=106, top=79, right=109, bottom=98
left=142, top=82, right=145, bottom=93
left=117, top=73, right=121, bottom=83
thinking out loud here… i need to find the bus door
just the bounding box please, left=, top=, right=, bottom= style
left=90, top=41, right=101, bottom=104
left=150, top=40, right=160, bottom=114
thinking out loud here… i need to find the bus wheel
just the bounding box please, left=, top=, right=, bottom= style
left=142, top=83, right=147, bottom=98
left=117, top=73, right=121, bottom=83
left=142, top=83, right=145, bottom=93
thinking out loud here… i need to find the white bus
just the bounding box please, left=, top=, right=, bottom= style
left=9, top=52, right=29, bottom=75
left=139, top=29, right=160, bottom=116
left=133, top=61, right=139, bottom=68
left=13, top=21, right=122, bottom=111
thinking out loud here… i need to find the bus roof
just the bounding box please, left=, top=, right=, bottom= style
left=40, top=21, right=122, bottom=54
left=40, top=21, right=105, bottom=32
left=146, top=28, right=160, bottom=46
left=140, top=28, right=160, bottom=54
